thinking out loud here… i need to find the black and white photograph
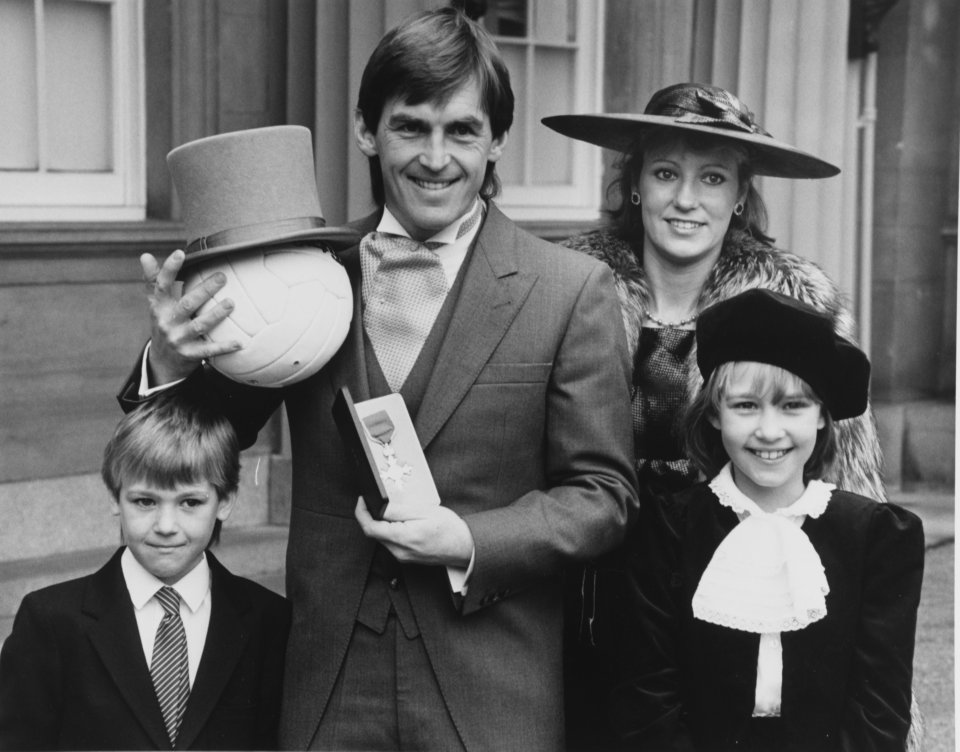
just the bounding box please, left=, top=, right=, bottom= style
left=0, top=1, right=955, bottom=750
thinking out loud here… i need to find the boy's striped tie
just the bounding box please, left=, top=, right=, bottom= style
left=151, top=586, right=190, bottom=746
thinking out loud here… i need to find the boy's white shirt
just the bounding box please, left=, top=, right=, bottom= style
left=121, top=547, right=212, bottom=687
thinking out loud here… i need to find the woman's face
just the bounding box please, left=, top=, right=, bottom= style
left=636, top=141, right=745, bottom=269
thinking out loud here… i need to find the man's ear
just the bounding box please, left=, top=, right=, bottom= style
left=708, top=413, right=721, bottom=430
left=487, top=130, right=508, bottom=163
left=354, top=110, right=378, bottom=158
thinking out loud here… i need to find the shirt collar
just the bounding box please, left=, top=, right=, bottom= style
left=121, top=547, right=211, bottom=613
left=709, top=462, right=834, bottom=520
left=694, top=463, right=833, bottom=634
left=378, top=199, right=484, bottom=246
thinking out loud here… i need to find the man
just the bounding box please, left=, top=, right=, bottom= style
left=123, top=8, right=637, bottom=750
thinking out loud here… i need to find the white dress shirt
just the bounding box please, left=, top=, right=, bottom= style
left=374, top=199, right=484, bottom=286
left=121, top=548, right=212, bottom=687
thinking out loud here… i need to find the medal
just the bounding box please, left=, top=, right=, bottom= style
left=362, top=410, right=413, bottom=490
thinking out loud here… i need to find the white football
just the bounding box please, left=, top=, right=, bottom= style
left=183, top=246, right=353, bottom=387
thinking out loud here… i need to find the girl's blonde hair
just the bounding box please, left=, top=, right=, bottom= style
left=683, top=361, right=836, bottom=481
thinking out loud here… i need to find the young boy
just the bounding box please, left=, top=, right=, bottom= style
left=0, top=387, right=291, bottom=750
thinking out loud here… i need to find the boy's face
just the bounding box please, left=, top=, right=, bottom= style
left=112, top=479, right=236, bottom=584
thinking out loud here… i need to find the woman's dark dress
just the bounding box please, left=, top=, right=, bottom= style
left=565, top=326, right=696, bottom=749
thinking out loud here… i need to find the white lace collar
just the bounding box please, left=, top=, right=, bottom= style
left=708, top=463, right=834, bottom=520
left=693, top=464, right=835, bottom=633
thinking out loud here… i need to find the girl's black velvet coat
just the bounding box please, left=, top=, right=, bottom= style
left=610, top=484, right=924, bottom=752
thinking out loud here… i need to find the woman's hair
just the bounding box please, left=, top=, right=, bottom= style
left=683, top=361, right=837, bottom=483
left=356, top=6, right=514, bottom=204
left=102, top=388, right=240, bottom=546
left=608, top=127, right=774, bottom=247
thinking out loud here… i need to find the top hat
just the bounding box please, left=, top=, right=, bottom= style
left=167, top=125, right=359, bottom=268
left=542, top=83, right=839, bottom=179
left=695, top=289, right=870, bottom=420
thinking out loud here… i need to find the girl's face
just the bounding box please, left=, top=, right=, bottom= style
left=709, top=363, right=825, bottom=511
left=636, top=141, right=745, bottom=270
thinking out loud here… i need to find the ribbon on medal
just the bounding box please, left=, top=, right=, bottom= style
left=362, top=410, right=413, bottom=489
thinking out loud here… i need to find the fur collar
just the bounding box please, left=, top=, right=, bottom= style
left=560, top=228, right=881, bottom=501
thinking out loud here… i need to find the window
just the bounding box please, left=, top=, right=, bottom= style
left=482, top=0, right=604, bottom=222
left=0, top=0, right=144, bottom=221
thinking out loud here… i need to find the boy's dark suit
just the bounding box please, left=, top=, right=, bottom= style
left=0, top=548, right=290, bottom=750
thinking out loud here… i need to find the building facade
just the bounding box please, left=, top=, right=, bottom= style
left=0, top=0, right=955, bottom=633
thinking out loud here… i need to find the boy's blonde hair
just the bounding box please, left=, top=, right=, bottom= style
left=102, top=388, right=240, bottom=544
left=683, top=361, right=837, bottom=482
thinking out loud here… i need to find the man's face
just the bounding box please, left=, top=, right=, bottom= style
left=355, top=78, right=507, bottom=241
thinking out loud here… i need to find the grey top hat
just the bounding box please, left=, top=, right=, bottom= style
left=167, top=125, right=359, bottom=268
left=542, top=83, right=839, bottom=179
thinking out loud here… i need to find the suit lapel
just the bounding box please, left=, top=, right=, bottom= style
left=175, top=553, right=252, bottom=750
left=415, top=204, right=537, bottom=449
left=84, top=549, right=173, bottom=750
left=325, top=212, right=381, bottom=402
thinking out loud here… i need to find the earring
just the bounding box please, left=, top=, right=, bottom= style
left=630, top=191, right=641, bottom=206
left=734, top=202, right=744, bottom=216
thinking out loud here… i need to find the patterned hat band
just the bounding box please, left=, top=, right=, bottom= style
left=645, top=85, right=771, bottom=137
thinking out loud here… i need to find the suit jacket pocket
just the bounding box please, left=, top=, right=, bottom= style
left=475, top=362, right=552, bottom=384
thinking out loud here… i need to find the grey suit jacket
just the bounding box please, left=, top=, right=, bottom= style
left=120, top=202, right=638, bottom=751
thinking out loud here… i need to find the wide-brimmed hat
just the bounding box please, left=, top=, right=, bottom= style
left=542, top=83, right=839, bottom=179
left=167, top=125, right=359, bottom=268
left=696, top=289, right=870, bottom=420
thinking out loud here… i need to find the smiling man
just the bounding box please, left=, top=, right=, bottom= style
left=121, top=7, right=637, bottom=750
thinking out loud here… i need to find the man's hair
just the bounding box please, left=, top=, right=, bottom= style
left=101, top=387, right=240, bottom=546
left=683, top=361, right=837, bottom=483
left=608, top=128, right=774, bottom=246
left=356, top=6, right=514, bottom=204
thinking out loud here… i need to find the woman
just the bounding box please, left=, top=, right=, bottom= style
left=542, top=83, right=916, bottom=750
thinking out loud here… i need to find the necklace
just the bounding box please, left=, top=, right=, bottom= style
left=641, top=305, right=698, bottom=328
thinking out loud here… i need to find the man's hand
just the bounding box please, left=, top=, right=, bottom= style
left=354, top=498, right=474, bottom=568
left=141, top=250, right=241, bottom=385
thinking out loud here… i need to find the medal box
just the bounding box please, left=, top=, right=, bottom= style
left=332, top=386, right=441, bottom=519
left=332, top=386, right=468, bottom=592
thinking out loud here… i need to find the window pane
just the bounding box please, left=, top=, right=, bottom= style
left=534, top=0, right=576, bottom=44
left=484, top=0, right=527, bottom=37
left=45, top=0, right=112, bottom=171
left=497, top=44, right=526, bottom=185
left=0, top=0, right=39, bottom=170
left=532, top=47, right=574, bottom=184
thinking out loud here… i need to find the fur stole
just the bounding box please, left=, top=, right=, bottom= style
left=561, top=229, right=885, bottom=502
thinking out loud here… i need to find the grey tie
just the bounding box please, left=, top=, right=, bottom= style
left=361, top=234, right=450, bottom=391
left=151, top=586, right=190, bottom=747
left=360, top=204, right=483, bottom=390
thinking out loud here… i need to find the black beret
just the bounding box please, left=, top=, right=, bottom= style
left=696, top=289, right=871, bottom=420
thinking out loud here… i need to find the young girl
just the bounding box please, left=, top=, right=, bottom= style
left=611, top=289, right=924, bottom=751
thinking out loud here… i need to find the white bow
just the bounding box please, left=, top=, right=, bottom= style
left=693, top=464, right=833, bottom=633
